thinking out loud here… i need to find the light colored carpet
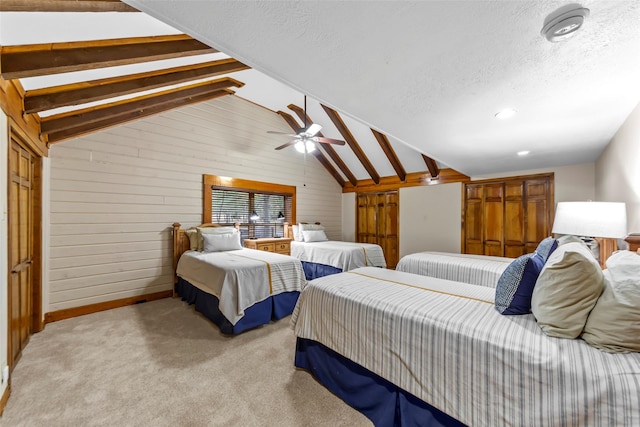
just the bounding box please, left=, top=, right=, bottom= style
left=0, top=298, right=371, bottom=427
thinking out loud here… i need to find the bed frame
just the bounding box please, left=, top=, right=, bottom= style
left=171, top=222, right=239, bottom=286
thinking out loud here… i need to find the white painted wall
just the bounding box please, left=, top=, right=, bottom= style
left=0, top=111, right=9, bottom=395
left=596, top=101, right=640, bottom=233
left=341, top=163, right=596, bottom=258
left=47, top=95, right=342, bottom=312
left=341, top=192, right=356, bottom=241
left=399, top=183, right=462, bottom=257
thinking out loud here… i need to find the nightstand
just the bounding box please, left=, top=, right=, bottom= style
left=244, top=237, right=292, bottom=255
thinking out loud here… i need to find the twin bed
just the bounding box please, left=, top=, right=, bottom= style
left=292, top=243, right=640, bottom=426
left=284, top=223, right=387, bottom=279
left=172, top=223, right=306, bottom=334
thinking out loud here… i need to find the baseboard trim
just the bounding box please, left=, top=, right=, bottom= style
left=0, top=382, right=10, bottom=416
left=44, top=290, right=173, bottom=324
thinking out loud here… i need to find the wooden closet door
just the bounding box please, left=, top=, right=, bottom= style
left=483, top=183, right=504, bottom=256
left=356, top=191, right=399, bottom=268
left=524, top=179, right=551, bottom=254
left=8, top=138, right=35, bottom=366
left=504, top=181, right=526, bottom=258
left=464, top=184, right=484, bottom=255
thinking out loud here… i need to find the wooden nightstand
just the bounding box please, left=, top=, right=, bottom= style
left=244, top=237, right=292, bottom=255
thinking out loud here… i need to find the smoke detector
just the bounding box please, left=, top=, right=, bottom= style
left=541, top=5, right=590, bottom=42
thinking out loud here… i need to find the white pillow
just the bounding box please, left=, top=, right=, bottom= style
left=291, top=225, right=304, bottom=242
left=196, top=226, right=237, bottom=251
left=581, top=251, right=640, bottom=352
left=531, top=242, right=604, bottom=339
left=302, top=229, right=329, bottom=242
left=202, top=232, right=242, bottom=252
left=299, top=223, right=324, bottom=231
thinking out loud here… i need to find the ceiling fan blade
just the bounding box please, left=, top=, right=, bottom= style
left=274, top=140, right=298, bottom=150
left=316, top=136, right=346, bottom=146
left=267, top=130, right=298, bottom=136
left=304, top=123, right=322, bottom=137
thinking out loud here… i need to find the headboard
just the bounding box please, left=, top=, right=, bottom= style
left=171, top=223, right=239, bottom=284
left=283, top=222, right=321, bottom=240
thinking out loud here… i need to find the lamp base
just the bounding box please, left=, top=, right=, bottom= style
left=595, top=237, right=618, bottom=269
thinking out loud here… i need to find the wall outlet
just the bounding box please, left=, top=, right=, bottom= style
left=2, top=366, right=8, bottom=384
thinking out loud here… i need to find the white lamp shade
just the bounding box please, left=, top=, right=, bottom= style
left=552, top=202, right=627, bottom=238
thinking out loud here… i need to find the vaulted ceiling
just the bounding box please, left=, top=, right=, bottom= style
left=1, top=0, right=457, bottom=190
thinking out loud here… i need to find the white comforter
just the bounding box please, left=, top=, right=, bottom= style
left=396, top=251, right=513, bottom=287
left=290, top=240, right=386, bottom=271
left=291, top=267, right=640, bottom=426
left=177, top=249, right=306, bottom=325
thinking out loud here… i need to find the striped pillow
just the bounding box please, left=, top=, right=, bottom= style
left=495, top=253, right=545, bottom=315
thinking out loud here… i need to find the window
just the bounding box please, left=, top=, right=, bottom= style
left=203, top=175, right=296, bottom=240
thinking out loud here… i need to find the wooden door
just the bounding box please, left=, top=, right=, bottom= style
left=464, top=184, right=484, bottom=255
left=504, top=181, right=525, bottom=258
left=524, top=179, right=551, bottom=254
left=356, top=191, right=399, bottom=268
left=483, top=183, right=504, bottom=256
left=8, top=129, right=40, bottom=369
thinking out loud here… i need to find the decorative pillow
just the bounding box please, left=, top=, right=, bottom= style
left=196, top=226, right=237, bottom=251
left=535, top=236, right=558, bottom=263
left=581, top=251, right=640, bottom=352
left=495, top=253, right=545, bottom=315
left=185, top=229, right=199, bottom=251
left=302, top=229, right=329, bottom=243
left=299, top=223, right=324, bottom=232
left=291, top=225, right=304, bottom=242
left=531, top=242, right=604, bottom=339
left=202, top=232, right=242, bottom=252
left=555, top=234, right=586, bottom=246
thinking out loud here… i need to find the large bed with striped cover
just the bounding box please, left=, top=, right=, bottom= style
left=291, top=267, right=640, bottom=426
left=396, top=251, right=514, bottom=288
left=176, top=249, right=306, bottom=334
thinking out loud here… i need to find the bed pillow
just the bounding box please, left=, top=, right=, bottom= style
left=291, top=225, right=304, bottom=242
left=581, top=251, right=640, bottom=352
left=531, top=242, right=604, bottom=339
left=196, top=226, right=237, bottom=251
left=495, top=252, right=545, bottom=315
left=185, top=229, right=199, bottom=251
left=202, top=232, right=242, bottom=252
left=535, top=236, right=558, bottom=263
left=302, top=229, right=329, bottom=242
left=299, top=223, right=324, bottom=232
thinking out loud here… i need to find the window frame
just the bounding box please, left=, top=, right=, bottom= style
left=203, top=174, right=296, bottom=235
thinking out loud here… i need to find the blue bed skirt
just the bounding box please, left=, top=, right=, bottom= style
left=176, top=277, right=299, bottom=335
left=294, top=338, right=466, bottom=427
left=301, top=261, right=343, bottom=280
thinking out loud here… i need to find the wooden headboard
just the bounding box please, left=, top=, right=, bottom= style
left=283, top=222, right=322, bottom=240
left=171, top=223, right=239, bottom=284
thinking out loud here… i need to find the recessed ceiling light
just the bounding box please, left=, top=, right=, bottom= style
left=517, top=150, right=530, bottom=156
left=495, top=108, right=517, bottom=119
left=541, top=6, right=590, bottom=42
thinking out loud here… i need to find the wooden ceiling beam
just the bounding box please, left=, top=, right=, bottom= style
left=45, top=88, right=234, bottom=144
left=0, top=0, right=138, bottom=12
left=342, top=168, right=470, bottom=194
left=40, top=78, right=243, bottom=133
left=321, top=105, right=380, bottom=185
left=0, top=34, right=218, bottom=79
left=422, top=154, right=440, bottom=178
left=287, top=103, right=357, bottom=187
left=23, top=58, right=249, bottom=114
left=371, top=129, right=406, bottom=181
left=275, top=111, right=345, bottom=187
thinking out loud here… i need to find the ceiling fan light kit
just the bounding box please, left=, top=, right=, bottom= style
left=295, top=141, right=316, bottom=153
left=541, top=5, right=590, bottom=42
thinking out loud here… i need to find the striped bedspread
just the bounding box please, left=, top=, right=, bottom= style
left=396, top=251, right=514, bottom=288
left=290, top=240, right=386, bottom=271
left=177, top=249, right=305, bottom=325
left=291, top=267, right=640, bottom=426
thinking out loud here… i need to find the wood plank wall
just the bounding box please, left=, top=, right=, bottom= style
left=48, top=95, right=342, bottom=312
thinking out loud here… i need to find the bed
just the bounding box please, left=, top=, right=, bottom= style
left=284, top=222, right=387, bottom=280
left=395, top=251, right=514, bottom=288
left=172, top=223, right=306, bottom=334
left=291, top=256, right=640, bottom=426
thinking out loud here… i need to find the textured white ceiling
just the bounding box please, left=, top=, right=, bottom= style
left=124, top=0, right=640, bottom=176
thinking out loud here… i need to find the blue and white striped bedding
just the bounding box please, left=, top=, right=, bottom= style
left=177, top=249, right=306, bottom=325
left=290, top=240, right=386, bottom=271
left=291, top=267, right=640, bottom=426
left=396, top=251, right=514, bottom=288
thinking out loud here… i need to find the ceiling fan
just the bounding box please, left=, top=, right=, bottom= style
left=268, top=95, right=345, bottom=153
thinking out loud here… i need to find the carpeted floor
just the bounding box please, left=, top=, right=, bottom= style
left=0, top=298, right=371, bottom=427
